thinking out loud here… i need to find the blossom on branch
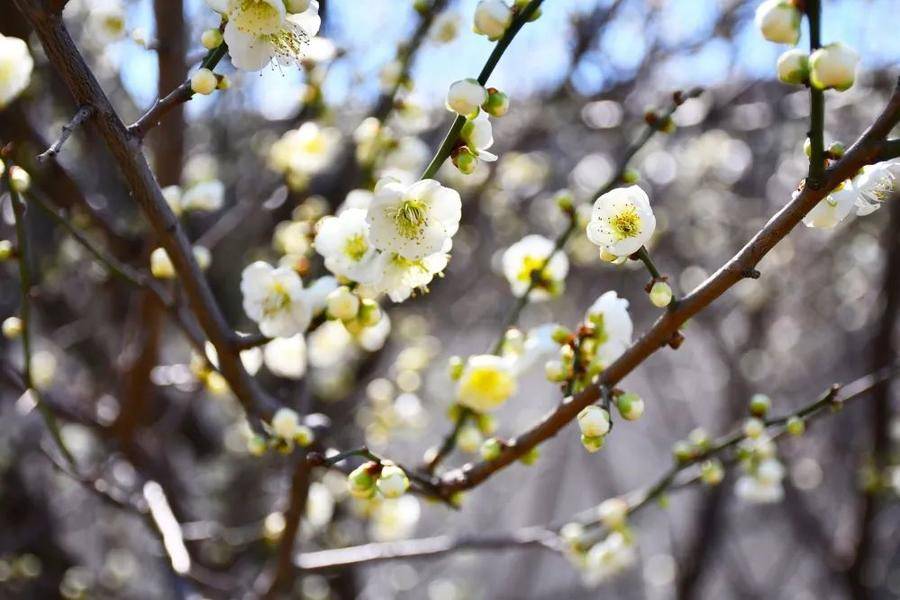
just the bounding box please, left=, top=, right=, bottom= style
left=586, top=186, right=656, bottom=258
left=0, top=34, right=33, bottom=107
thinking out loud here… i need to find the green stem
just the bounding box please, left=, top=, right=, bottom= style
left=420, top=0, right=545, bottom=179
left=633, top=246, right=662, bottom=280
left=3, top=167, right=77, bottom=470
left=806, top=0, right=826, bottom=188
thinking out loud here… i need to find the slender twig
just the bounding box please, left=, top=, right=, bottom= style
left=296, top=368, right=895, bottom=572
left=296, top=527, right=559, bottom=572
left=128, top=43, right=228, bottom=140
left=432, top=81, right=900, bottom=495
left=27, top=190, right=207, bottom=352
left=3, top=162, right=78, bottom=470
left=36, top=105, right=94, bottom=162
left=420, top=0, right=545, bottom=179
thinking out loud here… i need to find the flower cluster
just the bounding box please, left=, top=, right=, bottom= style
left=756, top=1, right=859, bottom=91
left=246, top=407, right=314, bottom=456
left=205, top=0, right=321, bottom=71
left=559, top=501, right=637, bottom=587
left=314, top=177, right=461, bottom=303
left=348, top=460, right=410, bottom=500
left=445, top=79, right=509, bottom=173
left=501, top=234, right=569, bottom=300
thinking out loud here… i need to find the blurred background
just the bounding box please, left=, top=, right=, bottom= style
left=1, top=0, right=899, bottom=598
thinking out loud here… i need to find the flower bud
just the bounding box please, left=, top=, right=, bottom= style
left=688, top=427, right=710, bottom=450
left=247, top=434, right=267, bottom=457
left=376, top=464, right=409, bottom=498
left=10, top=166, right=30, bottom=193
left=555, top=191, right=574, bottom=213
left=271, top=407, right=301, bottom=440
left=294, top=424, right=314, bottom=447
left=809, top=43, right=859, bottom=91
left=413, top=0, right=429, bottom=15
left=597, top=497, right=628, bottom=529
left=457, top=425, right=483, bottom=453
left=803, top=137, right=812, bottom=157
left=544, top=360, right=566, bottom=382
left=482, top=88, right=509, bottom=117
left=358, top=298, right=382, bottom=327
left=200, top=28, right=223, bottom=49
left=0, top=240, right=12, bottom=262
left=649, top=281, right=673, bottom=308
left=743, top=417, right=765, bottom=439
left=473, top=0, right=513, bottom=41
left=451, top=146, right=478, bottom=174
left=150, top=247, right=175, bottom=279
left=2, top=316, right=23, bottom=339
left=672, top=440, right=694, bottom=463
left=786, top=416, right=805, bottom=436
left=217, top=75, right=231, bottom=90
left=476, top=412, right=497, bottom=434
left=776, top=49, right=809, bottom=85
left=826, top=141, right=845, bottom=159
left=480, top=437, right=503, bottom=460
left=749, top=393, right=771, bottom=417
left=577, top=405, right=610, bottom=437
left=581, top=434, right=605, bottom=453
left=348, top=462, right=378, bottom=499
left=622, top=168, right=640, bottom=184
left=700, top=459, right=724, bottom=486
left=616, top=392, right=644, bottom=421
left=193, top=246, right=211, bottom=271
left=190, top=68, right=218, bottom=95
left=327, top=286, right=360, bottom=321
left=285, top=0, right=310, bottom=13
left=519, top=446, right=540, bottom=466
left=446, top=78, right=487, bottom=116
left=448, top=355, right=465, bottom=380
left=754, top=0, right=801, bottom=45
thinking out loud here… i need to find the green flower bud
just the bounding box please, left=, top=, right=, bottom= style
left=348, top=462, right=378, bottom=499
left=649, top=281, right=673, bottom=308
left=376, top=464, right=410, bottom=498
left=480, top=437, right=503, bottom=460
left=247, top=435, right=268, bottom=457
left=700, top=459, right=724, bottom=486
left=294, top=424, right=314, bottom=447
left=476, top=412, right=497, bottom=435
left=826, top=141, right=845, bottom=158
left=672, top=440, right=694, bottom=464
left=749, top=393, right=771, bottom=418
left=519, top=446, right=540, bottom=466
left=452, top=146, right=478, bottom=175
left=358, top=298, right=382, bottom=327
left=482, top=88, right=510, bottom=117
left=448, top=356, right=465, bottom=380
left=0, top=240, right=12, bottom=262
left=581, top=434, right=605, bottom=453
left=616, top=392, right=644, bottom=421
left=201, top=28, right=223, bottom=50
left=786, top=416, right=805, bottom=436
left=551, top=325, right=571, bottom=344
left=622, top=168, right=640, bottom=184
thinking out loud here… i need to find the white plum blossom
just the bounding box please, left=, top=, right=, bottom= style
left=264, top=334, right=308, bottom=379
left=809, top=42, right=859, bottom=91
left=446, top=78, right=487, bottom=116
left=314, top=208, right=386, bottom=284
left=376, top=464, right=409, bottom=498
left=586, top=186, right=656, bottom=257
left=87, top=0, right=127, bottom=43
left=855, top=162, right=900, bottom=215
left=456, top=354, right=517, bottom=412
left=585, top=291, right=633, bottom=368
left=802, top=183, right=857, bottom=229
left=473, top=0, right=513, bottom=41
left=582, top=532, right=636, bottom=587
left=754, top=0, right=801, bottom=45
left=367, top=177, right=461, bottom=261
left=0, top=34, right=34, bottom=107
left=431, top=11, right=461, bottom=44
left=501, top=234, right=569, bottom=300
left=206, top=0, right=321, bottom=71
left=181, top=180, right=225, bottom=212
left=460, top=112, right=498, bottom=163
left=270, top=122, right=341, bottom=184
left=241, top=261, right=323, bottom=337
left=358, top=247, right=451, bottom=303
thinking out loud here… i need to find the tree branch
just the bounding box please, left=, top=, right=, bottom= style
left=433, top=80, right=900, bottom=495
left=36, top=104, right=94, bottom=162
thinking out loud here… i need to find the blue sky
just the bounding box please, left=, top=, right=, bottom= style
left=117, top=0, right=900, bottom=120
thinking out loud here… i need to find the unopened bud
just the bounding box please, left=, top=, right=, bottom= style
left=616, top=392, right=644, bottom=421
left=201, top=28, right=223, bottom=50
left=190, top=68, right=218, bottom=95
left=749, top=393, right=771, bottom=417
left=649, top=281, right=673, bottom=308
left=482, top=88, right=510, bottom=117
left=480, top=437, right=503, bottom=460
left=452, top=146, right=478, bottom=175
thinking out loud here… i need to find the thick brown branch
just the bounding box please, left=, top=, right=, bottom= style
left=435, top=80, right=900, bottom=495
left=14, top=2, right=276, bottom=417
